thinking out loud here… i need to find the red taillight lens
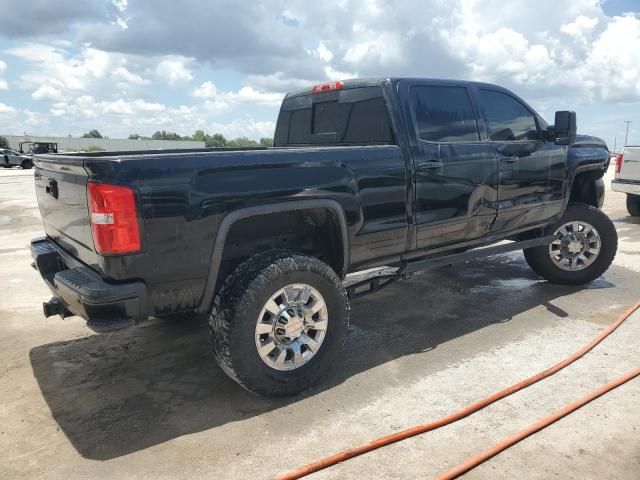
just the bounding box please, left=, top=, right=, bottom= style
left=312, top=81, right=343, bottom=94
left=88, top=182, right=141, bottom=255
left=615, top=153, right=623, bottom=174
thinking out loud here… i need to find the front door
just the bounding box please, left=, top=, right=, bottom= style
left=405, top=83, right=499, bottom=250
left=473, top=88, right=566, bottom=233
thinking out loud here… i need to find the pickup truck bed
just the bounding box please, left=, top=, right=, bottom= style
left=612, top=146, right=640, bottom=216
left=31, top=77, right=617, bottom=396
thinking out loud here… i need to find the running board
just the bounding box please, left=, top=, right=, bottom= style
left=399, top=234, right=558, bottom=275
left=346, top=235, right=558, bottom=299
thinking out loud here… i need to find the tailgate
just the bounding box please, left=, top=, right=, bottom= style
left=619, top=146, right=640, bottom=181
left=34, top=155, right=99, bottom=267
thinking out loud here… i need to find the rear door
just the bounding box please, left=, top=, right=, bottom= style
left=34, top=156, right=99, bottom=268
left=473, top=88, right=566, bottom=232
left=401, top=81, right=498, bottom=249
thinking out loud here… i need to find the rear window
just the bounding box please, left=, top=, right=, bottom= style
left=274, top=86, right=394, bottom=146
left=411, top=85, right=480, bottom=143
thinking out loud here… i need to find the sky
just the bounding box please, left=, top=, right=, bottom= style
left=0, top=0, right=638, bottom=146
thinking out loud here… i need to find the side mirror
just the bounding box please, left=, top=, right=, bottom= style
left=553, top=111, right=577, bottom=145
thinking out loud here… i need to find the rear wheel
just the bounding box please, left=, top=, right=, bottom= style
left=210, top=250, right=349, bottom=396
left=524, top=204, right=617, bottom=285
left=627, top=194, right=640, bottom=216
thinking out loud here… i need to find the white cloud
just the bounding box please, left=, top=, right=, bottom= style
left=111, top=66, right=149, bottom=85
left=112, top=0, right=128, bottom=12
left=573, top=14, right=640, bottom=102
left=224, top=86, right=283, bottom=106
left=192, top=80, right=217, bottom=97
left=156, top=58, right=193, bottom=86
left=0, top=102, right=16, bottom=114
left=0, top=60, right=8, bottom=90
left=561, top=15, right=599, bottom=38
left=32, top=84, right=64, bottom=101
left=192, top=81, right=283, bottom=106
left=209, top=117, right=276, bottom=139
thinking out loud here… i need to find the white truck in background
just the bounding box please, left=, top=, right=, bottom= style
left=612, top=146, right=640, bottom=216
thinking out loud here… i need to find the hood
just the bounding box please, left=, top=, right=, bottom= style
left=572, top=134, right=608, bottom=151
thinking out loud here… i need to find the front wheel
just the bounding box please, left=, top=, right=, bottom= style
left=524, top=204, right=617, bottom=285
left=210, top=250, right=349, bottom=396
left=627, top=194, right=640, bottom=216
left=21, top=159, right=33, bottom=169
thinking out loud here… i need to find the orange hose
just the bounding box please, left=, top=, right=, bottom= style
left=275, top=300, right=640, bottom=480
left=436, top=368, right=640, bottom=480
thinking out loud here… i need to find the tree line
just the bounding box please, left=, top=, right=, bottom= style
left=81, top=129, right=272, bottom=147
left=129, top=130, right=273, bottom=147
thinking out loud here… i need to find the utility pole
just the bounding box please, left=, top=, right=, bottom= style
left=624, top=120, right=632, bottom=146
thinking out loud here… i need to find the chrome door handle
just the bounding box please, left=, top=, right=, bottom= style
left=417, top=161, right=444, bottom=169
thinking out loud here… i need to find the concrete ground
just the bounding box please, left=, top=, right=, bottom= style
left=0, top=167, right=638, bottom=480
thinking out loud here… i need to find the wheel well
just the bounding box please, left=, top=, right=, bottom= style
left=216, top=208, right=345, bottom=292
left=569, top=170, right=602, bottom=207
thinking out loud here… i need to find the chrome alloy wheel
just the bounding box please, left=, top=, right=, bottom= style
left=549, top=221, right=601, bottom=271
left=254, top=284, right=328, bottom=371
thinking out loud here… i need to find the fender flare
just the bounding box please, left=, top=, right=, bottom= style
left=195, top=199, right=350, bottom=314
left=563, top=165, right=606, bottom=211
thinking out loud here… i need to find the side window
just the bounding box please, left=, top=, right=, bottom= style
left=478, top=90, right=540, bottom=141
left=411, top=85, right=479, bottom=142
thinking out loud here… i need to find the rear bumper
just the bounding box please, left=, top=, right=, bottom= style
left=31, top=237, right=148, bottom=332
left=612, top=179, right=640, bottom=195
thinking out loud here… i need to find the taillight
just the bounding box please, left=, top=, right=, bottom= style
left=88, top=182, right=141, bottom=255
left=312, top=81, right=343, bottom=94
left=615, top=153, right=623, bottom=174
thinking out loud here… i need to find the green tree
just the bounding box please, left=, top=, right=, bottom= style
left=259, top=137, right=273, bottom=147
left=191, top=130, right=206, bottom=142
left=0, top=136, right=9, bottom=149
left=152, top=130, right=182, bottom=141
left=82, top=129, right=103, bottom=138
left=206, top=133, right=227, bottom=147
left=128, top=133, right=141, bottom=139
left=226, top=136, right=259, bottom=148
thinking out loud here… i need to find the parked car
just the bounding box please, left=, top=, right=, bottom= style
left=30, top=77, right=616, bottom=396
left=1, top=148, right=33, bottom=169
left=612, top=146, right=640, bottom=216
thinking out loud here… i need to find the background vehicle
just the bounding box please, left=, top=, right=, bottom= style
left=612, top=146, right=640, bottom=216
left=19, top=141, right=58, bottom=156
left=1, top=147, right=33, bottom=169
left=30, top=77, right=616, bottom=396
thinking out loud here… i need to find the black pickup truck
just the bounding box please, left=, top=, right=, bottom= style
left=31, top=77, right=616, bottom=396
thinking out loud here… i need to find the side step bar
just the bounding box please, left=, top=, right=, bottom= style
left=346, top=235, right=557, bottom=299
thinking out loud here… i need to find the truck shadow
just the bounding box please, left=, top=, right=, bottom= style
left=29, top=254, right=614, bottom=461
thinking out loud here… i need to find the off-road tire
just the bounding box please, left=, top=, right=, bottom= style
left=627, top=194, right=640, bottom=216
left=523, top=204, right=617, bottom=285
left=209, top=250, right=349, bottom=397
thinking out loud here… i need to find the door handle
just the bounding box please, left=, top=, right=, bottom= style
left=499, top=157, right=518, bottom=163
left=417, top=161, right=444, bottom=170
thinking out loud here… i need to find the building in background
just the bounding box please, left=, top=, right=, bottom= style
left=0, top=135, right=204, bottom=152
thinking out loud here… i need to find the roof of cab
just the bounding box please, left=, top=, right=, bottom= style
left=284, top=77, right=507, bottom=99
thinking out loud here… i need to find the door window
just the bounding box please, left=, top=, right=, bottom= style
left=478, top=90, right=540, bottom=141
left=411, top=85, right=480, bottom=143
